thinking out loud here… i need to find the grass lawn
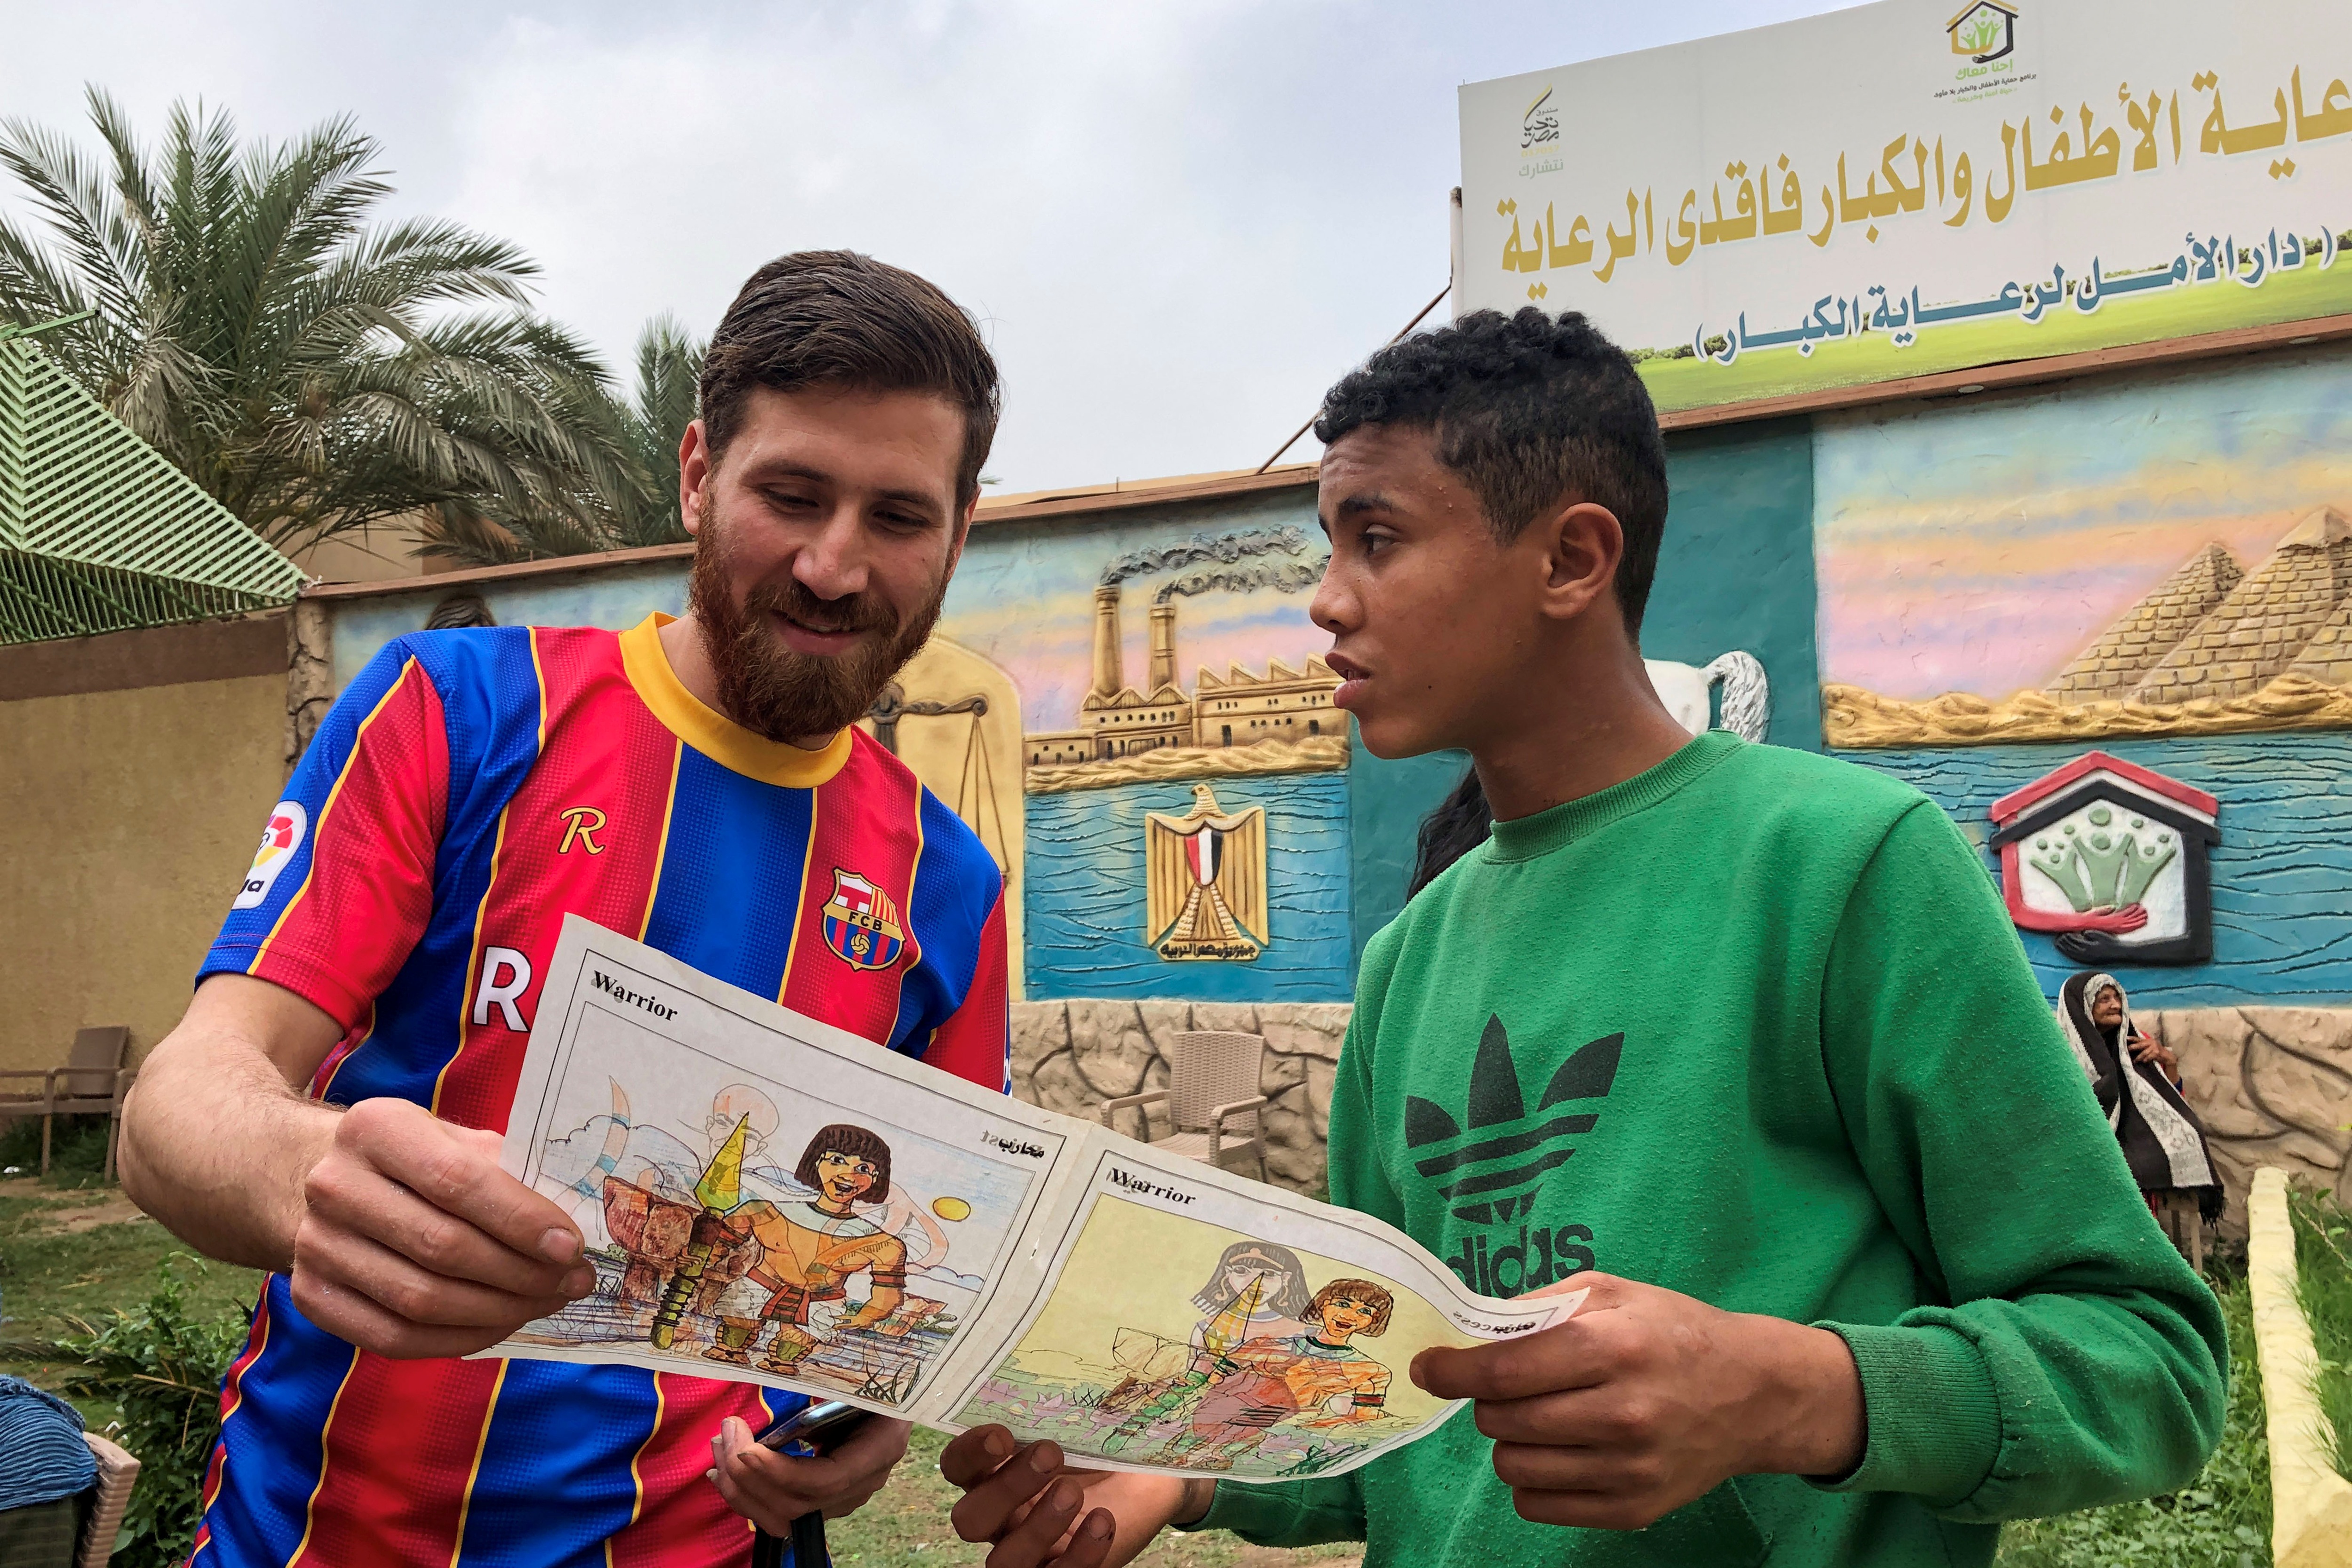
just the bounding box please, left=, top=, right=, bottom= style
left=2291, top=1188, right=2352, bottom=1482
left=0, top=1126, right=2267, bottom=1568
left=0, top=1116, right=261, bottom=1399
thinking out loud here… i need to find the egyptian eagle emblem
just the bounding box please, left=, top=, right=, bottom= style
left=1144, top=783, right=1267, bottom=963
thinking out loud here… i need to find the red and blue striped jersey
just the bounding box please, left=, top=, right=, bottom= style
left=188, top=613, right=1009, bottom=1568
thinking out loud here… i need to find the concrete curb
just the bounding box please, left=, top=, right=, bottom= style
left=2248, top=1167, right=2352, bottom=1567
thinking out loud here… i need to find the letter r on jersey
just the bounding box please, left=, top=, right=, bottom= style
left=473, top=946, right=533, bottom=1032
left=559, top=805, right=607, bottom=855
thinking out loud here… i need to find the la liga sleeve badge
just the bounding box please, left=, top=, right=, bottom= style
left=232, top=800, right=308, bottom=910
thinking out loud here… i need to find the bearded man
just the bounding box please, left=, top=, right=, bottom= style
left=117, top=251, right=1009, bottom=1566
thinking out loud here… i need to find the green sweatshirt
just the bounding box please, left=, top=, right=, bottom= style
left=1190, top=730, right=2226, bottom=1567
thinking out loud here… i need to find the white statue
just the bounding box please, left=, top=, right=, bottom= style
left=1644, top=653, right=1771, bottom=742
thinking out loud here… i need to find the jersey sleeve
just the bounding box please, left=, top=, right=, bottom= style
left=919, top=886, right=1010, bottom=1093
left=199, top=639, right=450, bottom=1030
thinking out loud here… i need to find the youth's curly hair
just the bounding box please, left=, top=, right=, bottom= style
left=1313, top=307, right=1668, bottom=634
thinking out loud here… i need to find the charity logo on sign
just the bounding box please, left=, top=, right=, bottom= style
left=1988, top=751, right=2221, bottom=965
left=232, top=800, right=308, bottom=910
left=1944, top=0, right=2018, bottom=64
left=820, top=868, right=907, bottom=971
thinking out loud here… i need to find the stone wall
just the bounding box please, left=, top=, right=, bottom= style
left=1010, top=1001, right=1350, bottom=1194
left=2158, top=1005, right=2352, bottom=1237
left=1017, top=999, right=2352, bottom=1237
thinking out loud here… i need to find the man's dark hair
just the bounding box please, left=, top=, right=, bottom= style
left=796, top=1122, right=893, bottom=1196
left=1313, top=307, right=1668, bottom=634
left=700, top=250, right=1000, bottom=507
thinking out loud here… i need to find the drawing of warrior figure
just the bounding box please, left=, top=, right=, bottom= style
left=1097, top=1240, right=1314, bottom=1443
left=704, top=1124, right=908, bottom=1373
left=1187, top=1241, right=1313, bottom=1355
left=1155, top=1279, right=1394, bottom=1472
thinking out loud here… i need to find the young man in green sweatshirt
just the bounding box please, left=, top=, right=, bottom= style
left=938, top=308, right=2228, bottom=1567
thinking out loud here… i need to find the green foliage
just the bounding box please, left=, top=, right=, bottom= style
left=1994, top=1268, right=2268, bottom=1567
left=51, top=1257, right=250, bottom=1568
left=2288, top=1186, right=2352, bottom=1480
left=421, top=314, right=705, bottom=565
left=0, top=1111, right=113, bottom=1189
left=0, top=89, right=633, bottom=558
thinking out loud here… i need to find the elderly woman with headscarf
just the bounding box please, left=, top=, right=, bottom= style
left=2056, top=971, right=2223, bottom=1267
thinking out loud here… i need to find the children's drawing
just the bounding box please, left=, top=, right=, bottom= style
left=507, top=998, right=1033, bottom=1409
left=953, top=1197, right=1435, bottom=1479
left=493, top=918, right=1581, bottom=1470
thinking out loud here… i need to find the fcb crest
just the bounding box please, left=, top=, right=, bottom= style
left=1145, top=783, right=1267, bottom=963
left=820, top=869, right=907, bottom=971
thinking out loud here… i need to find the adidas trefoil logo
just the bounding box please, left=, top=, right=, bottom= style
left=1405, top=1014, right=1622, bottom=1225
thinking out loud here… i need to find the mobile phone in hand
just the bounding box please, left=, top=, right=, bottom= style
left=757, top=1399, right=871, bottom=1455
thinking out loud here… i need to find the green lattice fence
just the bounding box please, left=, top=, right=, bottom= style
left=0, top=322, right=303, bottom=644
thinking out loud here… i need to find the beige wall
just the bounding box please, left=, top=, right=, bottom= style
left=0, top=621, right=288, bottom=1073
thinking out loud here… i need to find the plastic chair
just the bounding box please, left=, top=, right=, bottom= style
left=1098, top=1032, right=1268, bottom=1180
left=0, top=1027, right=133, bottom=1178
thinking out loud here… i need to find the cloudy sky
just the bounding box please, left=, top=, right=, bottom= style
left=2, top=0, right=1843, bottom=492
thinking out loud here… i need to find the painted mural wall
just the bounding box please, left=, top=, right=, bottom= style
left=1817, top=348, right=2352, bottom=747
left=319, top=421, right=1824, bottom=1009
left=1815, top=346, right=2352, bottom=1005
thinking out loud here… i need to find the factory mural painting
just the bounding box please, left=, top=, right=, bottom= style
left=883, top=499, right=1354, bottom=1003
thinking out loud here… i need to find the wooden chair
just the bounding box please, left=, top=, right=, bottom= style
left=77, top=1433, right=139, bottom=1568
left=1099, top=1031, right=1269, bottom=1181
left=0, top=1027, right=133, bottom=1178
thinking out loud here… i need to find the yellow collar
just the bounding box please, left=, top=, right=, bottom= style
left=618, top=613, right=853, bottom=788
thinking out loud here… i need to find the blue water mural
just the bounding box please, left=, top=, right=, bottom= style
left=1853, top=732, right=2352, bottom=1007
left=1024, top=772, right=1353, bottom=1002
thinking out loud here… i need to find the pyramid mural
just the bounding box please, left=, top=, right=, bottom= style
left=2044, top=542, right=2247, bottom=703
left=2291, top=594, right=2352, bottom=688
left=1825, top=507, right=2352, bottom=746
left=2130, top=509, right=2352, bottom=702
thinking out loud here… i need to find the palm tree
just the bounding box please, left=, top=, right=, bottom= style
left=0, top=89, right=627, bottom=561
left=420, top=314, right=705, bottom=566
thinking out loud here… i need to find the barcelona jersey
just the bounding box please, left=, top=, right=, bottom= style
left=189, top=613, right=1009, bottom=1567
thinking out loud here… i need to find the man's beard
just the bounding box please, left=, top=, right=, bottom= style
left=687, top=515, right=946, bottom=744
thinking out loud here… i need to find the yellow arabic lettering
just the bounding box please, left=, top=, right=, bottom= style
left=2025, top=103, right=2122, bottom=190
left=1545, top=205, right=1594, bottom=267
left=1808, top=184, right=1834, bottom=248
left=1700, top=161, right=1759, bottom=246
left=1666, top=188, right=1699, bottom=265
left=1986, top=121, right=2018, bottom=223
left=1497, top=199, right=1541, bottom=273
left=1760, top=155, right=1803, bottom=236
left=1594, top=191, right=1638, bottom=282
left=2200, top=73, right=2291, bottom=155
left=1883, top=134, right=1928, bottom=215
left=1944, top=151, right=1973, bottom=226
left=2293, top=67, right=2352, bottom=142
left=2122, top=86, right=2162, bottom=173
